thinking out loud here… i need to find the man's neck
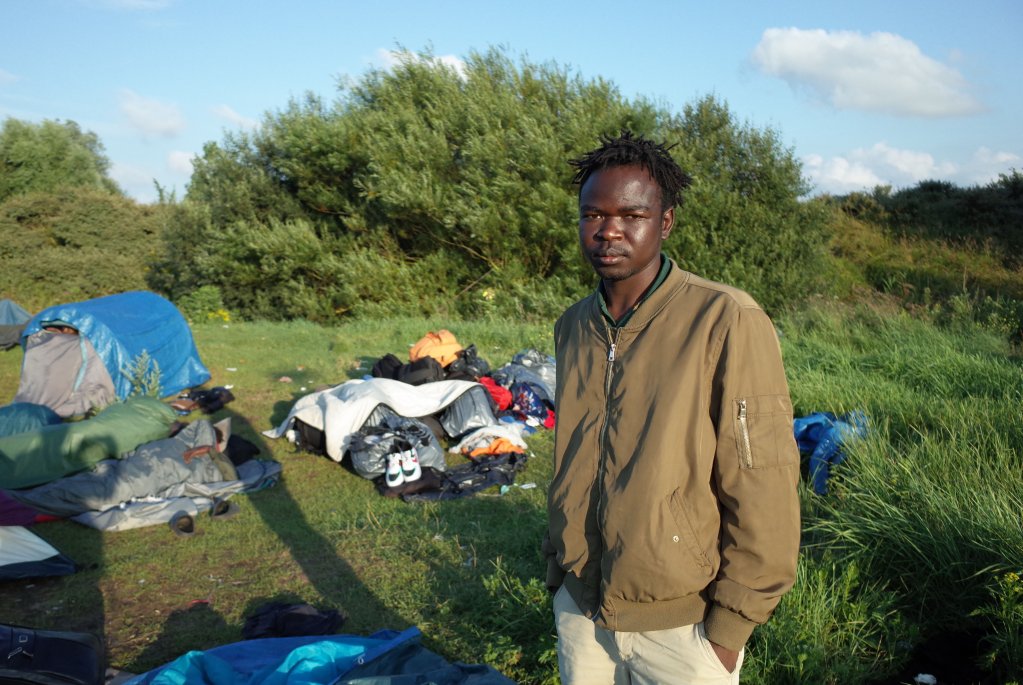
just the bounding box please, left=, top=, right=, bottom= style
left=602, top=268, right=658, bottom=321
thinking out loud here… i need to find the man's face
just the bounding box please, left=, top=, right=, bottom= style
left=578, top=164, right=674, bottom=284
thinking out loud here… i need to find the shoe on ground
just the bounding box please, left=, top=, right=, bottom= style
left=400, top=448, right=422, bottom=482
left=211, top=498, right=240, bottom=520
left=169, top=511, right=196, bottom=537
left=385, top=453, right=404, bottom=488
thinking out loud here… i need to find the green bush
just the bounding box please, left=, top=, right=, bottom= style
left=877, top=171, right=1023, bottom=267
left=169, top=47, right=830, bottom=321
left=667, top=97, right=832, bottom=312
left=0, top=187, right=168, bottom=310
left=176, top=285, right=230, bottom=323
left=0, top=118, right=120, bottom=202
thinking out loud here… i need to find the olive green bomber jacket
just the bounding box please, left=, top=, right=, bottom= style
left=545, top=262, right=801, bottom=652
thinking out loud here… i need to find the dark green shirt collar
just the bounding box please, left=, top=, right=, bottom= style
left=598, top=254, right=672, bottom=327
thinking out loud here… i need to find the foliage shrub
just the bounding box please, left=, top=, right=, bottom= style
left=0, top=187, right=168, bottom=310
left=874, top=171, right=1023, bottom=267
left=667, top=97, right=832, bottom=312
left=121, top=351, right=161, bottom=397
left=0, top=118, right=120, bottom=202
left=973, top=570, right=1023, bottom=679
left=825, top=200, right=1023, bottom=337
left=166, top=47, right=828, bottom=321
left=176, top=285, right=230, bottom=323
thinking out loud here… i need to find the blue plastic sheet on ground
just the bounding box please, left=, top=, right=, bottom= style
left=123, top=627, right=420, bottom=685
left=793, top=411, right=868, bottom=495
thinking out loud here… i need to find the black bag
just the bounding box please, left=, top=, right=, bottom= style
left=0, top=623, right=104, bottom=685
left=242, top=602, right=343, bottom=640
left=371, top=353, right=403, bottom=380
left=396, top=356, right=444, bottom=386
left=292, top=418, right=326, bottom=454
left=445, top=344, right=490, bottom=381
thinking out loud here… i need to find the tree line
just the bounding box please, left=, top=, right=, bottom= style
left=1, top=47, right=1018, bottom=322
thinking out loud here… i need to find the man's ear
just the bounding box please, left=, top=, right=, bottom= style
left=661, top=206, right=675, bottom=239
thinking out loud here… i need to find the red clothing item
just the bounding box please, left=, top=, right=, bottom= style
left=479, top=376, right=512, bottom=411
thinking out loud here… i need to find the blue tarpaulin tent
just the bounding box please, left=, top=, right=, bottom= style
left=0, top=298, right=31, bottom=351
left=122, top=627, right=516, bottom=685
left=14, top=291, right=210, bottom=416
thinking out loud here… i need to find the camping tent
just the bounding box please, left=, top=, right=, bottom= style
left=0, top=298, right=31, bottom=351
left=13, top=291, right=210, bottom=417
left=0, top=525, right=76, bottom=581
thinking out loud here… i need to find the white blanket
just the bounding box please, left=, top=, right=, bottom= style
left=263, top=378, right=483, bottom=461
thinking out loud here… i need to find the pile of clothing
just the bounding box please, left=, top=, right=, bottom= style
left=265, top=330, right=555, bottom=502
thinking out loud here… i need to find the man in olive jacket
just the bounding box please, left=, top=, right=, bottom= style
left=545, top=131, right=800, bottom=684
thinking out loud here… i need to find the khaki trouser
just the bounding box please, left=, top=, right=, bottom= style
left=554, top=585, right=744, bottom=685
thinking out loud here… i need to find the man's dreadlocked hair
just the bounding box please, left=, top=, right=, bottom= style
left=569, top=130, right=692, bottom=210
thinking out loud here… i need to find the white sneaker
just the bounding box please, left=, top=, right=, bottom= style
left=385, top=453, right=404, bottom=488
left=400, top=447, right=422, bottom=482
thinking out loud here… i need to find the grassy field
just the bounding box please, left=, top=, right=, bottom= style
left=1, top=305, right=1021, bottom=684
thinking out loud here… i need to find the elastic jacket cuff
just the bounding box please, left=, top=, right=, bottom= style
left=704, top=605, right=757, bottom=652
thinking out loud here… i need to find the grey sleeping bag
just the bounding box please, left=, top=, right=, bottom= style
left=8, top=420, right=231, bottom=518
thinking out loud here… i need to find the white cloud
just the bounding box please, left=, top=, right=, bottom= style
left=965, top=147, right=1021, bottom=185
left=803, top=153, right=886, bottom=194
left=752, top=28, right=983, bottom=117
left=167, top=150, right=194, bottom=175
left=857, top=142, right=957, bottom=180
left=375, top=49, right=467, bottom=80
left=972, top=146, right=1020, bottom=168
left=0, top=68, right=18, bottom=85
left=804, top=142, right=959, bottom=194
left=118, top=89, right=185, bottom=138
left=212, top=104, right=259, bottom=130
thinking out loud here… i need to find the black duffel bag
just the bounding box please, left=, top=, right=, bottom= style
left=0, top=623, right=104, bottom=685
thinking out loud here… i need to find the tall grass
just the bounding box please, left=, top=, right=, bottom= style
left=779, top=300, right=1023, bottom=681
left=1, top=302, right=1020, bottom=682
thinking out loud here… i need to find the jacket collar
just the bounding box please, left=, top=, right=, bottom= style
left=588, top=258, right=691, bottom=331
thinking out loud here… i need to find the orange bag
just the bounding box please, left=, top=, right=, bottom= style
left=408, top=330, right=463, bottom=368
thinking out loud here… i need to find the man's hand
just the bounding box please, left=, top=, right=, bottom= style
left=710, top=641, right=739, bottom=673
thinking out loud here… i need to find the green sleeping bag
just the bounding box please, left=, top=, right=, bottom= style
left=0, top=397, right=177, bottom=490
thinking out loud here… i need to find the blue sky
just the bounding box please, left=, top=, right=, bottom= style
left=2, top=0, right=1020, bottom=203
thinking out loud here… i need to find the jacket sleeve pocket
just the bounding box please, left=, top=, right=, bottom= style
left=732, top=395, right=797, bottom=470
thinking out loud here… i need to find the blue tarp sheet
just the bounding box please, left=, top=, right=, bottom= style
left=793, top=411, right=868, bottom=494
left=0, top=299, right=30, bottom=325
left=122, top=627, right=516, bottom=685
left=22, top=291, right=210, bottom=399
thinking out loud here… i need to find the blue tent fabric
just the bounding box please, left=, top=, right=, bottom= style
left=122, top=627, right=515, bottom=685
left=123, top=628, right=421, bottom=685
left=0, top=299, right=30, bottom=325
left=22, top=291, right=209, bottom=399
left=0, top=299, right=31, bottom=350
left=0, top=402, right=62, bottom=438
left=793, top=411, right=869, bottom=494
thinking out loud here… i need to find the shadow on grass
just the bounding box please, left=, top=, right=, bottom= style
left=229, top=411, right=407, bottom=626
left=118, top=406, right=407, bottom=674
left=414, top=492, right=555, bottom=681
left=0, top=522, right=107, bottom=638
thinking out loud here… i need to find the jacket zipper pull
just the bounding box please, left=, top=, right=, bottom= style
left=608, top=343, right=616, bottom=362
left=738, top=399, right=753, bottom=468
